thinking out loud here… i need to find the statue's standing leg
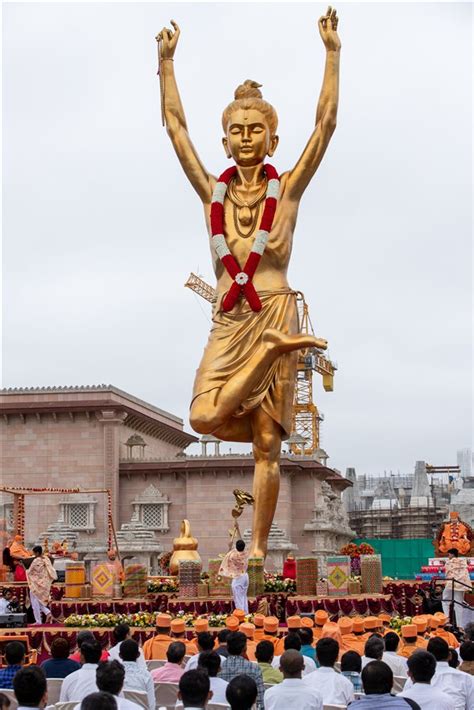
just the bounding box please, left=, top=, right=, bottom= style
left=250, top=407, right=282, bottom=559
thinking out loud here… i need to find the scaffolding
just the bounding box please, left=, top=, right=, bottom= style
left=349, top=497, right=447, bottom=540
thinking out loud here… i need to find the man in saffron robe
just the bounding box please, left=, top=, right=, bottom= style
left=9, top=535, right=33, bottom=562
left=27, top=545, right=57, bottom=625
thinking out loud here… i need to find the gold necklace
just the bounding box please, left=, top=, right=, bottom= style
left=227, top=178, right=267, bottom=239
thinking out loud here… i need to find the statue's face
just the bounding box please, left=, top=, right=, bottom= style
left=223, top=108, right=278, bottom=165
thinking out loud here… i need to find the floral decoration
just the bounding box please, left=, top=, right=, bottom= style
left=264, top=574, right=296, bottom=593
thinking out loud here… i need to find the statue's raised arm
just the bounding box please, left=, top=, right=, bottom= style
left=285, top=7, right=341, bottom=200
left=157, top=21, right=215, bottom=203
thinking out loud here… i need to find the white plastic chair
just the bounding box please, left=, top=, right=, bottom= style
left=154, top=681, right=179, bottom=708
left=0, top=689, right=17, bottom=710
left=123, top=689, right=148, bottom=708
left=46, top=678, right=63, bottom=706
left=323, top=705, right=347, bottom=710
left=392, top=675, right=407, bottom=692
left=54, top=703, right=79, bottom=710
left=147, top=659, right=166, bottom=671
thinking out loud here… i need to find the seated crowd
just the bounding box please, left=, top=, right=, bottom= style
left=0, top=612, right=473, bottom=709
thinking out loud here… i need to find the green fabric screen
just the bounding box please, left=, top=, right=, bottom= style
left=354, top=538, right=435, bottom=579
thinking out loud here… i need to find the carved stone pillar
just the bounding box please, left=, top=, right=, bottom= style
left=96, top=410, right=127, bottom=527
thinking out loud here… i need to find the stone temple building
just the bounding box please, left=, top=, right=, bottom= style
left=0, top=385, right=354, bottom=573
left=343, top=460, right=461, bottom=539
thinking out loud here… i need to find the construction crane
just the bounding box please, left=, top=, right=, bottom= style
left=185, top=272, right=336, bottom=456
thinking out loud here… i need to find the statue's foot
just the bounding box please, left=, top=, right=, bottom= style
left=249, top=543, right=267, bottom=560
left=263, top=328, right=327, bottom=354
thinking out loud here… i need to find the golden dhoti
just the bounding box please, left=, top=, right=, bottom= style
left=192, top=289, right=298, bottom=440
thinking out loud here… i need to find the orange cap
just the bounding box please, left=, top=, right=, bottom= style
left=436, top=613, right=448, bottom=626
left=156, top=613, right=172, bottom=628
left=429, top=616, right=440, bottom=629
left=315, top=610, right=329, bottom=626
left=401, top=624, right=417, bottom=638
left=263, top=616, right=279, bottom=633
left=225, top=616, right=240, bottom=631
left=253, top=613, right=265, bottom=628
left=240, top=622, right=255, bottom=638
left=379, top=613, right=391, bottom=624
left=301, top=617, right=314, bottom=628
left=194, top=618, right=209, bottom=632
left=287, top=616, right=302, bottom=629
left=353, top=618, right=365, bottom=633
left=170, top=619, right=185, bottom=634
left=413, top=617, right=427, bottom=633
left=339, top=617, right=353, bottom=634
left=234, top=609, right=246, bottom=622
left=364, top=617, right=378, bottom=630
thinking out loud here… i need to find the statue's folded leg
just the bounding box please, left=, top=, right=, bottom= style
left=190, top=327, right=322, bottom=435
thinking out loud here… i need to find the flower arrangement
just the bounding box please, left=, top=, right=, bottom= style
left=206, top=613, right=231, bottom=627
left=174, top=610, right=198, bottom=627
left=389, top=615, right=413, bottom=633
left=264, top=573, right=296, bottom=593
left=340, top=543, right=375, bottom=576
left=147, top=577, right=179, bottom=593
left=205, top=612, right=255, bottom=627
left=64, top=612, right=156, bottom=628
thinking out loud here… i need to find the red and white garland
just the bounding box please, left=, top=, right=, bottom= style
left=210, top=164, right=279, bottom=312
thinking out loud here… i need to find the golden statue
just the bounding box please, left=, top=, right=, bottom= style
left=157, top=7, right=340, bottom=558
left=437, top=511, right=473, bottom=556
left=169, top=519, right=202, bottom=575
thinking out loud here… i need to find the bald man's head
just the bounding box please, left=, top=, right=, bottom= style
left=280, top=649, right=304, bottom=678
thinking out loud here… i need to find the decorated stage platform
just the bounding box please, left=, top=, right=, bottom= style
left=1, top=580, right=430, bottom=622
left=0, top=581, right=432, bottom=660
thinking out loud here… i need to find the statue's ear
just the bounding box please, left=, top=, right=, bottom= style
left=222, top=137, right=232, bottom=159
left=268, top=135, right=279, bottom=157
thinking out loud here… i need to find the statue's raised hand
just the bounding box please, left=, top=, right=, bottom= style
left=318, top=6, right=341, bottom=51
left=156, top=20, right=180, bottom=60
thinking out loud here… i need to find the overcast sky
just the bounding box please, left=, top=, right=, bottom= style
left=3, top=2, right=472, bottom=476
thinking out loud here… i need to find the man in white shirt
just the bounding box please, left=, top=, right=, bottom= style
left=108, top=623, right=147, bottom=671
left=265, top=650, right=323, bottom=710
left=361, top=636, right=384, bottom=668
left=197, top=651, right=228, bottom=705
left=403, top=638, right=474, bottom=710
left=119, top=639, right=155, bottom=710
left=271, top=632, right=317, bottom=676
left=60, top=640, right=102, bottom=702
left=184, top=632, right=225, bottom=671
left=398, top=650, right=455, bottom=710
left=13, top=666, right=47, bottom=710
left=0, top=590, right=13, bottom=614
left=303, top=637, right=354, bottom=706
left=75, top=660, right=141, bottom=710
left=383, top=631, right=409, bottom=677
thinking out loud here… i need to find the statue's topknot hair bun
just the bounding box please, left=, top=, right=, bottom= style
left=234, top=80, right=263, bottom=101
left=222, top=80, right=278, bottom=135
